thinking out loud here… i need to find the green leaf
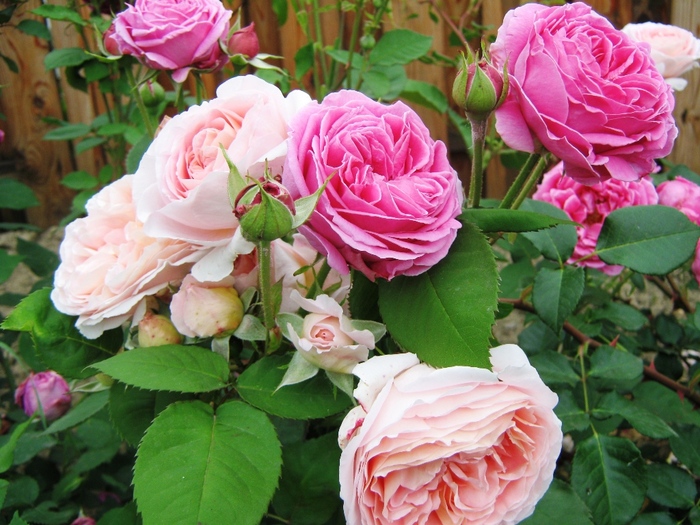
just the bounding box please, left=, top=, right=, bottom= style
left=126, top=133, right=152, bottom=174
left=294, top=43, right=314, bottom=80
left=4, top=477, right=39, bottom=509
left=378, top=221, right=497, bottom=369
left=400, top=79, right=449, bottom=113
left=588, top=345, right=643, bottom=390
left=571, top=434, right=647, bottom=525
left=593, top=392, right=676, bottom=439
left=109, top=382, right=186, bottom=446
left=12, top=430, right=56, bottom=465
left=97, top=122, right=129, bottom=136
left=589, top=302, right=647, bottom=331
left=631, top=513, right=677, bottom=525
left=271, top=0, right=288, bottom=25
left=32, top=4, right=87, bottom=25
left=16, top=237, right=59, bottom=277
left=237, top=355, right=352, bottom=420
left=75, top=136, right=106, bottom=155
left=596, top=205, right=700, bottom=275
left=369, top=29, right=433, bottom=66
left=16, top=19, right=51, bottom=40
left=532, top=266, right=584, bottom=333
left=44, top=47, right=89, bottom=70
left=461, top=208, right=576, bottom=233
left=0, top=250, right=23, bottom=285
left=521, top=479, right=594, bottom=525
left=632, top=382, right=700, bottom=426
left=0, top=479, right=8, bottom=509
left=669, top=425, right=700, bottom=475
left=0, top=419, right=33, bottom=474
left=554, top=390, right=590, bottom=433
left=97, top=503, right=139, bottom=525
left=43, top=123, right=91, bottom=141
left=2, top=289, right=120, bottom=379
left=521, top=199, right=578, bottom=262
left=0, top=179, right=39, bottom=210
left=645, top=463, right=697, bottom=509
left=362, top=69, right=391, bottom=98
left=134, top=400, right=282, bottom=525
left=93, top=345, right=230, bottom=393
left=9, top=512, right=30, bottom=525
left=529, top=350, right=580, bottom=387
left=61, top=170, right=99, bottom=190
left=20, top=501, right=78, bottom=524
left=43, top=390, right=110, bottom=434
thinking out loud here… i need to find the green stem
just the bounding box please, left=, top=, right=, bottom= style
left=467, top=118, right=487, bottom=208
left=174, top=82, right=185, bottom=114
left=258, top=241, right=277, bottom=353
left=125, top=68, right=156, bottom=138
left=578, top=343, right=593, bottom=424
left=510, top=154, right=549, bottom=210
left=498, top=152, right=540, bottom=209
left=306, top=259, right=331, bottom=300
left=340, top=0, right=364, bottom=90
left=312, top=0, right=329, bottom=95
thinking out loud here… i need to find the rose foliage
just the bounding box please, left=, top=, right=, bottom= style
left=2, top=2, right=700, bottom=525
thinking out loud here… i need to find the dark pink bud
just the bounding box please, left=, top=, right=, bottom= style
left=71, top=517, right=96, bottom=525
left=103, top=25, right=121, bottom=57
left=15, top=371, right=71, bottom=422
left=227, top=23, right=260, bottom=58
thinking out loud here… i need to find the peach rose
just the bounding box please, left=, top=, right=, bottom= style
left=133, top=75, right=311, bottom=281
left=622, top=22, right=700, bottom=91
left=51, top=176, right=202, bottom=339
left=338, top=345, right=562, bottom=525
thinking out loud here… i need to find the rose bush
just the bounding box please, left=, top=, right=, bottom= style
left=51, top=175, right=201, bottom=339
left=103, top=0, right=232, bottom=82
left=133, top=75, right=311, bottom=281
left=533, top=161, right=658, bottom=274
left=338, top=345, right=562, bottom=525
left=491, top=2, right=677, bottom=184
left=622, top=22, right=700, bottom=91
left=283, top=90, right=463, bottom=281
left=15, top=371, right=72, bottom=422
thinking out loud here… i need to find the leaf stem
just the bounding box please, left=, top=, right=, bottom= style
left=125, top=68, right=156, bottom=139
left=510, top=154, right=549, bottom=210
left=467, top=118, right=487, bottom=208
left=498, top=153, right=540, bottom=209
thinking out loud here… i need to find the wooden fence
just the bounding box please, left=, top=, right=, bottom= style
left=0, top=0, right=698, bottom=228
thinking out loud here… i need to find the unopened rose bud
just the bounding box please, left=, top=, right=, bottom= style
left=15, top=371, right=71, bottom=422
left=235, top=178, right=295, bottom=242
left=71, top=517, right=96, bottom=525
left=170, top=275, right=244, bottom=338
left=103, top=25, right=121, bottom=57
left=227, top=23, right=260, bottom=58
left=453, top=51, right=508, bottom=121
left=138, top=81, right=166, bottom=108
left=137, top=312, right=183, bottom=347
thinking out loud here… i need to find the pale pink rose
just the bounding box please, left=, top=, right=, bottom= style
left=170, top=275, right=243, bottom=338
left=657, top=176, right=700, bottom=285
left=286, top=291, right=376, bottom=373
left=133, top=75, right=311, bottom=281
left=283, top=90, right=463, bottom=281
left=15, top=371, right=71, bottom=422
left=533, top=162, right=658, bottom=275
left=491, top=3, right=677, bottom=184
left=51, top=176, right=202, bottom=339
left=339, top=345, right=562, bottom=525
left=103, top=0, right=232, bottom=82
left=622, top=22, right=700, bottom=91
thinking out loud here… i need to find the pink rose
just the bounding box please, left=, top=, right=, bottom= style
left=283, top=90, right=463, bottom=281
left=693, top=243, right=700, bottom=285
left=285, top=291, right=377, bottom=374
left=170, top=275, right=244, bottom=338
left=533, top=162, right=658, bottom=275
left=103, top=0, right=232, bottom=82
left=338, top=345, right=562, bottom=525
left=491, top=3, right=677, bottom=184
left=133, top=75, right=311, bottom=281
left=15, top=371, right=71, bottom=422
left=622, top=22, right=700, bottom=91
left=51, top=176, right=202, bottom=339
left=70, top=518, right=96, bottom=525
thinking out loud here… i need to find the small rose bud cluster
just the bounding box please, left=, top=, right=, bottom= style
left=452, top=48, right=509, bottom=122
left=15, top=371, right=71, bottom=422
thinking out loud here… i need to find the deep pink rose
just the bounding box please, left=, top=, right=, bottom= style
left=51, top=176, right=202, bottom=338
left=70, top=518, right=96, bottom=525
left=283, top=90, right=463, bottom=281
left=533, top=162, right=658, bottom=275
left=133, top=75, right=311, bottom=282
left=693, top=243, right=700, bottom=286
left=338, top=345, right=562, bottom=525
left=15, top=371, right=71, bottom=422
left=622, top=22, right=700, bottom=91
left=103, top=0, right=232, bottom=82
left=491, top=2, right=677, bottom=184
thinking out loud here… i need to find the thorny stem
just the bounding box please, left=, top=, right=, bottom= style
left=499, top=297, right=700, bottom=406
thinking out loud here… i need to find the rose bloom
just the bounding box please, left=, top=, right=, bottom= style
left=170, top=275, right=244, bottom=338
left=103, top=0, right=232, bottom=82
left=490, top=2, right=677, bottom=184
left=657, top=176, right=700, bottom=284
left=70, top=518, right=96, bottom=525
left=51, top=176, right=202, bottom=339
left=283, top=90, right=463, bottom=281
left=338, top=345, right=562, bottom=525
left=15, top=371, right=71, bottom=422
left=533, top=162, right=658, bottom=275
left=133, top=75, right=311, bottom=282
left=622, top=22, right=700, bottom=91
left=286, top=291, right=376, bottom=374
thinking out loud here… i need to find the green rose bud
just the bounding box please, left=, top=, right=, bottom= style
left=138, top=81, right=166, bottom=108
left=452, top=50, right=509, bottom=121
left=234, top=177, right=296, bottom=242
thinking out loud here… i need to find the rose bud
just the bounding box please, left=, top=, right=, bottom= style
left=137, top=311, right=183, bottom=347
left=15, top=371, right=71, bottom=422
left=138, top=80, right=166, bottom=108
left=71, top=517, right=96, bottom=525
left=102, top=25, right=121, bottom=57
left=227, top=23, right=260, bottom=58
left=234, top=177, right=295, bottom=242
left=453, top=50, right=508, bottom=121
left=170, top=275, right=244, bottom=338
